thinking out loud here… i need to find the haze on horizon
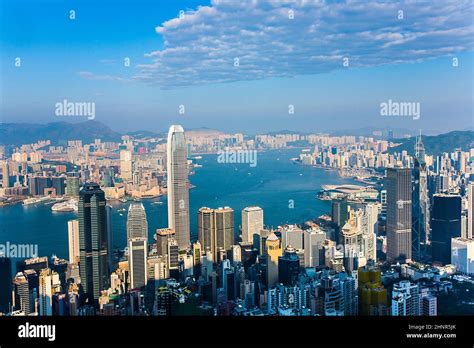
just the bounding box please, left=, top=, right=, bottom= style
left=0, top=0, right=473, bottom=135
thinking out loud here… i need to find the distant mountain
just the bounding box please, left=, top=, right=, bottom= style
left=0, top=121, right=121, bottom=145
left=389, top=131, right=474, bottom=156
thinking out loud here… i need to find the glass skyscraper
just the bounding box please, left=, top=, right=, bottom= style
left=78, top=183, right=110, bottom=303
left=167, top=125, right=190, bottom=250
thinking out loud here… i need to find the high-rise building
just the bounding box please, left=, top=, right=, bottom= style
left=281, top=225, right=303, bottom=250
left=278, top=246, right=300, bottom=286
left=68, top=219, right=80, bottom=264
left=167, top=125, right=190, bottom=250
left=78, top=183, right=110, bottom=302
left=13, top=272, right=30, bottom=315
left=155, top=228, right=175, bottom=257
left=265, top=233, right=282, bottom=288
left=303, top=228, right=326, bottom=267
left=386, top=167, right=412, bottom=262
left=198, top=207, right=234, bottom=261
left=241, top=206, right=264, bottom=244
left=332, top=198, right=349, bottom=244
left=0, top=258, right=12, bottom=313
left=129, top=237, right=148, bottom=289
left=451, top=237, right=474, bottom=275
left=66, top=173, right=80, bottom=197
left=412, top=134, right=430, bottom=261
left=126, top=202, right=148, bottom=240
left=2, top=161, right=10, bottom=188
left=215, top=207, right=234, bottom=254
left=39, top=269, right=55, bottom=316
left=358, top=263, right=388, bottom=316
left=391, top=280, right=420, bottom=316
left=468, top=183, right=474, bottom=240
left=120, top=150, right=133, bottom=181
left=421, top=295, right=437, bottom=316
left=168, top=238, right=179, bottom=270
left=431, top=194, right=461, bottom=265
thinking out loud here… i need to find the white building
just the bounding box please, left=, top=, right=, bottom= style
left=303, top=228, right=326, bottom=267
left=451, top=237, right=474, bottom=275
left=241, top=206, right=264, bottom=244
left=67, top=219, right=80, bottom=264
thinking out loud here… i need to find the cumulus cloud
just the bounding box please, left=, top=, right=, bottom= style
left=135, top=0, right=474, bottom=88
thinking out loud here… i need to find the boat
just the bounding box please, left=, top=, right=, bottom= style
left=117, top=208, right=126, bottom=212
left=51, top=199, right=78, bottom=212
left=152, top=201, right=164, bottom=205
left=23, top=196, right=51, bottom=206
left=193, top=156, right=203, bottom=160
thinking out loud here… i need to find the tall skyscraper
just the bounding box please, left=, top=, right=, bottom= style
left=412, top=134, right=430, bottom=261
left=129, top=237, right=148, bottom=289
left=303, top=228, right=326, bottom=267
left=386, top=167, right=412, bottom=262
left=0, top=258, right=12, bottom=313
left=127, top=202, right=148, bottom=240
left=155, top=228, right=175, bottom=257
left=78, top=183, right=110, bottom=302
left=68, top=219, right=80, bottom=264
left=278, top=245, right=300, bottom=286
left=431, top=194, right=461, bottom=265
left=265, top=232, right=282, bottom=288
left=120, top=150, right=133, bottom=181
left=241, top=206, right=264, bottom=244
left=13, top=272, right=30, bottom=315
left=66, top=172, right=80, bottom=197
left=39, top=269, right=54, bottom=316
left=332, top=198, right=349, bottom=244
left=2, top=161, right=9, bottom=188
left=468, top=183, right=474, bottom=240
left=167, top=125, right=190, bottom=250
left=198, top=207, right=234, bottom=261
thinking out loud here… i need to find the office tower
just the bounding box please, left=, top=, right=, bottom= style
left=155, top=286, right=171, bottom=315
left=362, top=204, right=378, bottom=262
left=461, top=214, right=468, bottom=239
left=51, top=177, right=65, bottom=196
left=386, top=167, right=412, bottom=262
left=281, top=225, right=303, bottom=250
left=303, top=228, right=326, bottom=267
left=66, top=173, right=80, bottom=197
left=147, top=256, right=168, bottom=281
left=332, top=198, right=349, bottom=244
left=421, top=295, right=437, bottom=316
left=106, top=204, right=114, bottom=275
left=215, top=207, right=234, bottom=254
left=78, top=183, right=110, bottom=302
left=198, top=207, right=215, bottom=257
left=193, top=242, right=202, bottom=269
left=39, top=269, right=54, bottom=316
left=242, top=206, right=264, bottom=244
left=156, top=228, right=175, bottom=257
left=431, top=194, right=461, bottom=265
left=68, top=219, right=80, bottom=264
left=198, top=207, right=234, bottom=261
left=129, top=237, right=148, bottom=289
left=19, top=256, right=49, bottom=273
left=13, top=273, right=30, bottom=315
left=167, top=238, right=179, bottom=270
left=469, top=183, right=474, bottom=239
left=265, top=233, right=282, bottom=288
left=127, top=202, right=148, bottom=240
left=120, top=150, right=133, bottom=181
left=278, top=246, right=300, bottom=286
left=451, top=238, right=474, bottom=274
left=0, top=258, right=12, bottom=313
left=167, top=125, right=190, bottom=250
left=2, top=161, right=9, bottom=188
left=391, top=280, right=420, bottom=316
left=358, top=263, right=388, bottom=316
left=380, top=189, right=387, bottom=220
left=412, top=134, right=430, bottom=261
left=339, top=273, right=357, bottom=316
left=231, top=244, right=241, bottom=264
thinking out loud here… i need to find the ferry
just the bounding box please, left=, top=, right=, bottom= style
left=151, top=201, right=164, bottom=205
left=193, top=156, right=203, bottom=160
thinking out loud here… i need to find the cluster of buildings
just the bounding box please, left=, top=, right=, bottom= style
left=0, top=126, right=473, bottom=317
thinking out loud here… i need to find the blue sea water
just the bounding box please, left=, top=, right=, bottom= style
left=0, top=149, right=354, bottom=260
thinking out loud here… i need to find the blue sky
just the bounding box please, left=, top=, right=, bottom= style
left=0, top=0, right=473, bottom=135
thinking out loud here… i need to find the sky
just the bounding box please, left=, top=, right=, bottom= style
left=0, top=0, right=473, bottom=135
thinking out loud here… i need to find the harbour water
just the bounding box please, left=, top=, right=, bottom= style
left=0, top=148, right=355, bottom=260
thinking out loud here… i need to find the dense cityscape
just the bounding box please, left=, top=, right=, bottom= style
left=0, top=125, right=472, bottom=317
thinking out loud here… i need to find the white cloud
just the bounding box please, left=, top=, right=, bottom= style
left=135, top=0, right=474, bottom=88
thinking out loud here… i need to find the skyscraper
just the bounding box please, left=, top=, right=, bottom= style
left=78, top=183, right=110, bottom=302
left=265, top=232, right=282, bottom=288
left=431, top=194, right=461, bottom=265
left=13, top=272, right=30, bottom=315
left=278, top=246, right=300, bottom=286
left=0, top=258, right=12, bottom=313
left=129, top=237, right=148, bottom=289
left=127, top=202, right=148, bottom=240
left=198, top=207, right=234, bottom=261
left=39, top=269, right=54, bottom=316
left=412, top=133, right=430, bottom=261
left=2, top=161, right=9, bottom=188
left=155, top=228, right=175, bottom=257
left=303, top=228, right=326, bottom=267
left=386, top=167, right=412, bottom=262
left=68, top=219, right=80, bottom=264
left=241, top=206, right=264, bottom=244
left=468, top=183, right=474, bottom=240
left=167, top=125, right=190, bottom=250
left=391, top=280, right=420, bottom=316
left=120, top=150, right=133, bottom=181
